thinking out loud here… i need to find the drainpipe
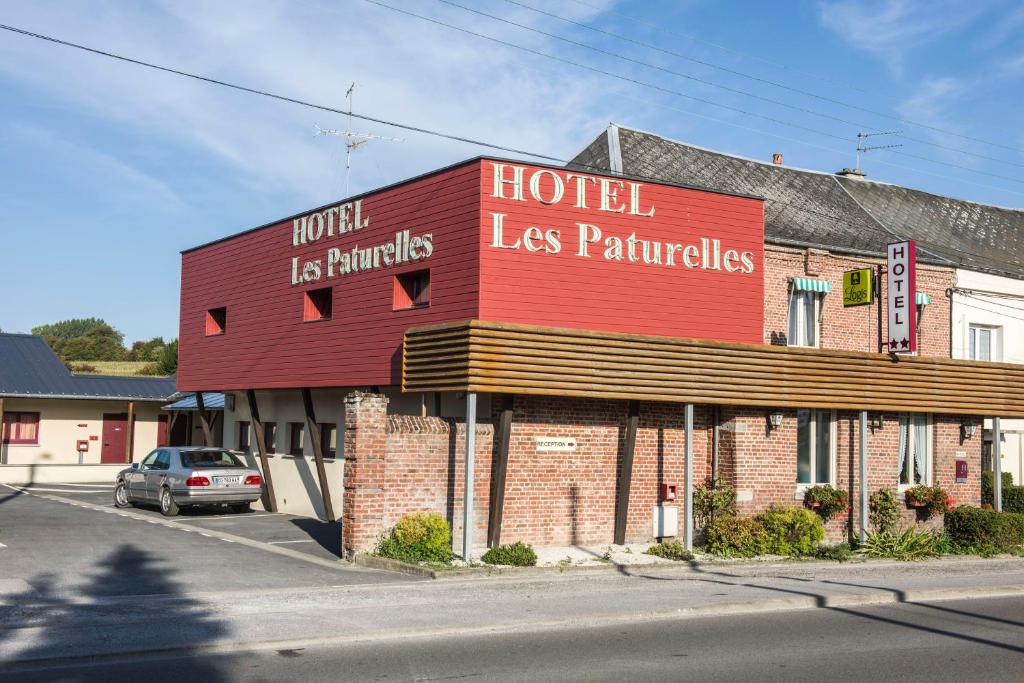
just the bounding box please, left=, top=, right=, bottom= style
left=684, top=403, right=694, bottom=552
left=462, top=392, right=477, bottom=561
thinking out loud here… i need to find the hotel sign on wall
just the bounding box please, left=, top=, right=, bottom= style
left=886, top=240, right=917, bottom=353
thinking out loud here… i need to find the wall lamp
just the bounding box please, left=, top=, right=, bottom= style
left=767, top=410, right=785, bottom=431
left=961, top=421, right=977, bottom=441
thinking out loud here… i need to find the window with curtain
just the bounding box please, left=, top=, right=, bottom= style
left=2, top=412, right=40, bottom=445
left=968, top=325, right=998, bottom=361
left=898, top=414, right=931, bottom=485
left=788, top=291, right=820, bottom=347
left=797, top=409, right=833, bottom=484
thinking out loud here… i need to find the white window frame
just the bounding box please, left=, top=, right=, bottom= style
left=898, top=413, right=933, bottom=489
left=968, top=324, right=1000, bottom=362
left=788, top=290, right=821, bottom=348
left=795, top=408, right=837, bottom=490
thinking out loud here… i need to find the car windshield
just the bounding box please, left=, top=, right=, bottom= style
left=180, top=450, right=244, bottom=468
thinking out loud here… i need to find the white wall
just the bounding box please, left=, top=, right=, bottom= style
left=953, top=269, right=1024, bottom=483
left=1, top=398, right=164, bottom=466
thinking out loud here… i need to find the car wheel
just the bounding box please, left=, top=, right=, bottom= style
left=113, top=481, right=132, bottom=508
left=160, top=487, right=180, bottom=517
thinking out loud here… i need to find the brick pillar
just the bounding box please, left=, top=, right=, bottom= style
left=342, top=391, right=389, bottom=557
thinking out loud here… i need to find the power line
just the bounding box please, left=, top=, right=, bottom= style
left=555, top=0, right=1024, bottom=158
left=562, top=0, right=872, bottom=95
left=0, top=22, right=565, bottom=164
left=379, top=0, right=1024, bottom=187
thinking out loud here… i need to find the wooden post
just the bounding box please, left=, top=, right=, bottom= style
left=125, top=401, right=135, bottom=463
left=195, top=392, right=213, bottom=446
left=487, top=406, right=514, bottom=547
left=614, top=400, right=640, bottom=545
left=301, top=388, right=335, bottom=521
left=0, top=397, right=5, bottom=465
left=246, top=390, right=278, bottom=513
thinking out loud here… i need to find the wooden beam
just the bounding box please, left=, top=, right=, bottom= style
left=124, top=401, right=135, bottom=463
left=614, top=400, right=640, bottom=545
left=487, top=406, right=514, bottom=547
left=195, top=392, right=213, bottom=446
left=246, top=390, right=278, bottom=513
left=301, top=388, right=335, bottom=522
left=0, top=397, right=5, bottom=465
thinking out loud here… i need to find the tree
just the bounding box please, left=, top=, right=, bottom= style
left=32, top=318, right=126, bottom=361
left=156, top=339, right=178, bottom=376
left=128, top=337, right=167, bottom=362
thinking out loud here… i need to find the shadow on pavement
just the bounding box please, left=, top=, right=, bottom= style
left=0, top=544, right=231, bottom=680
left=290, top=518, right=343, bottom=557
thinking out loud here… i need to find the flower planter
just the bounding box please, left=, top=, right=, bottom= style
left=907, top=500, right=927, bottom=508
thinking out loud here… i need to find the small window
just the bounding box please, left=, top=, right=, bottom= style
left=968, top=324, right=998, bottom=361
left=2, top=412, right=40, bottom=445
left=205, top=307, right=227, bottom=336
left=264, top=423, right=277, bottom=453
left=787, top=291, right=820, bottom=348
left=237, top=421, right=251, bottom=452
left=320, top=423, right=337, bottom=458
left=154, top=450, right=171, bottom=471
left=394, top=270, right=430, bottom=310
left=288, top=422, right=305, bottom=456
left=303, top=287, right=333, bottom=322
left=796, top=409, right=834, bottom=484
left=899, top=414, right=932, bottom=485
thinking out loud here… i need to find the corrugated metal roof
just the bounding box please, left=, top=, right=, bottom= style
left=0, top=333, right=176, bottom=401
left=163, top=392, right=224, bottom=410
left=573, top=125, right=1024, bottom=280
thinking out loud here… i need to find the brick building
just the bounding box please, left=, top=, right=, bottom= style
left=177, top=150, right=1024, bottom=558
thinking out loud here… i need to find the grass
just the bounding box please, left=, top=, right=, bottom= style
left=67, top=361, right=164, bottom=376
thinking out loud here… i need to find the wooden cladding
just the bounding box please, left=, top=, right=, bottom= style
left=403, top=320, right=1024, bottom=417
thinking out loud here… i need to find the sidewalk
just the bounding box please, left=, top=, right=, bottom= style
left=3, top=555, right=1023, bottom=668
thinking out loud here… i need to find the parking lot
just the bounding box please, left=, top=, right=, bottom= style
left=0, top=482, right=412, bottom=603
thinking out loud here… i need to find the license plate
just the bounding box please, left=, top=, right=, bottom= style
left=213, top=476, right=241, bottom=486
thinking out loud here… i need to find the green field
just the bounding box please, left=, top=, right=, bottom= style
left=67, top=361, right=166, bottom=376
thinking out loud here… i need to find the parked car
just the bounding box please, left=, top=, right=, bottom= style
left=114, top=447, right=262, bottom=516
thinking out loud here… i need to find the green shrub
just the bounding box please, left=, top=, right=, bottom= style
left=755, top=505, right=825, bottom=556
left=481, top=541, right=538, bottom=566
left=869, top=488, right=901, bottom=534
left=803, top=484, right=849, bottom=522
left=981, top=471, right=1014, bottom=507
left=375, top=511, right=455, bottom=564
left=704, top=516, right=765, bottom=557
left=944, top=506, right=1024, bottom=552
left=646, top=540, right=694, bottom=562
left=1005, top=486, right=1024, bottom=514
left=905, top=484, right=954, bottom=515
left=857, top=528, right=940, bottom=561
left=693, top=477, right=737, bottom=530
left=814, top=542, right=853, bottom=562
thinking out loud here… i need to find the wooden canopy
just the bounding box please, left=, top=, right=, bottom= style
left=403, top=319, right=1024, bottom=417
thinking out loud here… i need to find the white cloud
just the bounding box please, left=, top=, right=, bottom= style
left=817, top=0, right=988, bottom=72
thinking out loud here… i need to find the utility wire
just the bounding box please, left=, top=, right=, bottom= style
left=378, top=0, right=1024, bottom=187
left=501, top=0, right=1024, bottom=168
left=563, top=0, right=872, bottom=95
left=0, top=23, right=565, bottom=163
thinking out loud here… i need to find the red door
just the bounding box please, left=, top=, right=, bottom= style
left=101, top=413, right=128, bottom=464
left=157, top=414, right=169, bottom=447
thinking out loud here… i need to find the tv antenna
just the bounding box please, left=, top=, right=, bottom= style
left=315, top=83, right=403, bottom=195
left=855, top=130, right=902, bottom=172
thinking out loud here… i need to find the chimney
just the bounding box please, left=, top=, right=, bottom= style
left=836, top=167, right=866, bottom=179
left=772, top=153, right=783, bottom=166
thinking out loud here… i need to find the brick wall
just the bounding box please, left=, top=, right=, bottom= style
left=764, top=244, right=952, bottom=357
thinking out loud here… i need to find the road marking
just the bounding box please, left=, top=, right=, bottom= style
left=7, top=487, right=108, bottom=493
left=269, top=539, right=317, bottom=545
left=45, top=482, right=113, bottom=487
left=0, top=542, right=7, bottom=548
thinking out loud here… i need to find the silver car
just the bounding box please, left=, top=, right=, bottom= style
left=114, top=447, right=263, bottom=516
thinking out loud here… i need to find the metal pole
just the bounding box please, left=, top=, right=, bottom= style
left=684, top=403, right=694, bottom=552
left=462, top=392, right=477, bottom=561
left=994, top=416, right=1003, bottom=512
left=859, top=410, right=869, bottom=543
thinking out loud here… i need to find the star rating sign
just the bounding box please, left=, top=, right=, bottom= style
left=890, top=338, right=898, bottom=349
left=900, top=338, right=910, bottom=350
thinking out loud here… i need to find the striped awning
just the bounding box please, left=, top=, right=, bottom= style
left=916, top=292, right=932, bottom=306
left=789, top=277, right=832, bottom=293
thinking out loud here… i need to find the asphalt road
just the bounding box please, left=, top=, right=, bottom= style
left=5, top=595, right=1023, bottom=682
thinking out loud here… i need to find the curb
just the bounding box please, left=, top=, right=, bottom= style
left=3, top=583, right=1023, bottom=672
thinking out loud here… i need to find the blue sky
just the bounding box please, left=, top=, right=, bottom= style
left=1, top=0, right=1022, bottom=342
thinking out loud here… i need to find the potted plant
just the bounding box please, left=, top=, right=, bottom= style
left=803, top=484, right=849, bottom=522
left=904, top=484, right=954, bottom=515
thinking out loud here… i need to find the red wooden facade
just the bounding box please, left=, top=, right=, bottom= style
left=177, top=158, right=764, bottom=391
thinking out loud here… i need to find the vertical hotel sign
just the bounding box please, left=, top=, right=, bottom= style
left=886, top=240, right=917, bottom=353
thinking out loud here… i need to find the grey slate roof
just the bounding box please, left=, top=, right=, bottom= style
left=569, top=125, right=1024, bottom=279
left=0, top=333, right=176, bottom=401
